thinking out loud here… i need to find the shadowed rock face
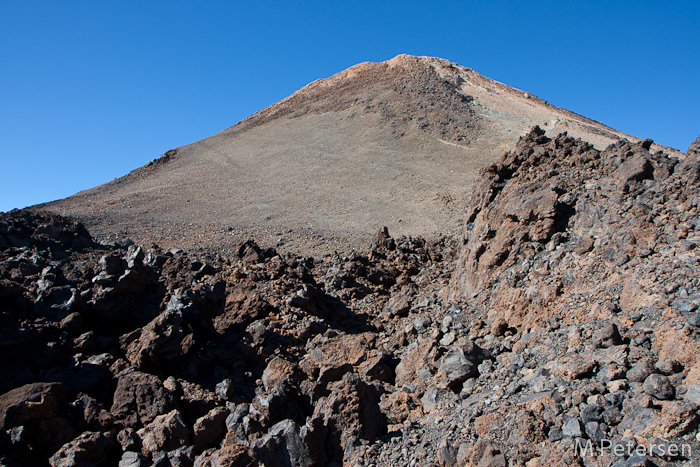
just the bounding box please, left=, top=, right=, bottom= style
left=33, top=55, right=657, bottom=256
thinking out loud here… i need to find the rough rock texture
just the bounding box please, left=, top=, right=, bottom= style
left=688, top=133, right=700, bottom=157
left=0, top=210, right=456, bottom=466
left=2, top=125, right=700, bottom=466
left=445, top=127, right=700, bottom=466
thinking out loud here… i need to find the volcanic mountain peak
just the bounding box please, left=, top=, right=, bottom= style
left=37, top=55, right=658, bottom=255
left=231, top=54, right=633, bottom=150
left=229, top=54, right=480, bottom=145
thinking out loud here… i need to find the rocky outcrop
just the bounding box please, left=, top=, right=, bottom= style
left=443, top=127, right=700, bottom=466
left=2, top=124, right=700, bottom=466
left=688, top=133, right=700, bottom=156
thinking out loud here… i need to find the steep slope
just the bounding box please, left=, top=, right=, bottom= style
left=36, top=55, right=660, bottom=255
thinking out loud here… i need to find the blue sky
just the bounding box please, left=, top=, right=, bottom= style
left=1, top=1, right=698, bottom=212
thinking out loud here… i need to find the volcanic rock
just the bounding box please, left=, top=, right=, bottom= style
left=110, top=372, right=177, bottom=428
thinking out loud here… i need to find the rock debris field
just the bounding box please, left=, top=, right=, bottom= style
left=2, top=128, right=700, bottom=467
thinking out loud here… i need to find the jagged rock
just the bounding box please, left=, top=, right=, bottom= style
left=60, top=312, right=85, bottom=335
left=508, top=409, right=548, bottom=444
left=556, top=357, right=596, bottom=381
left=251, top=375, right=305, bottom=431
left=627, top=358, right=655, bottom=383
left=215, top=379, right=235, bottom=401
left=137, top=410, right=190, bottom=458
left=619, top=401, right=699, bottom=438
left=615, top=151, right=653, bottom=191
left=117, top=428, right=138, bottom=452
left=684, top=384, right=700, bottom=406
left=205, top=443, right=253, bottom=467
left=168, top=445, right=196, bottom=467
left=462, top=438, right=507, bottom=467
left=379, top=391, right=423, bottom=424
left=356, top=350, right=393, bottom=383
left=655, top=357, right=682, bottom=376
left=421, top=385, right=455, bottom=413
left=300, top=332, right=379, bottom=384
left=436, top=347, right=477, bottom=388
left=436, top=438, right=456, bottom=467
left=305, top=373, right=386, bottom=464
left=0, top=382, right=76, bottom=456
left=591, top=323, right=622, bottom=348
left=250, top=419, right=311, bottom=467
left=70, top=394, right=113, bottom=431
left=562, top=417, right=583, bottom=438
left=99, top=253, right=124, bottom=276
left=384, top=293, right=412, bottom=316
left=111, top=372, right=177, bottom=428
left=193, top=407, right=229, bottom=451
left=176, top=380, right=220, bottom=422
left=125, top=309, right=185, bottom=369
left=395, top=337, right=438, bottom=387
left=688, top=134, right=700, bottom=156
left=119, top=451, right=150, bottom=467
left=49, top=431, right=114, bottom=467
left=642, top=374, right=674, bottom=400
left=261, top=357, right=298, bottom=392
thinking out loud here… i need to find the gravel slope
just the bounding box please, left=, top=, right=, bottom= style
left=33, top=55, right=674, bottom=256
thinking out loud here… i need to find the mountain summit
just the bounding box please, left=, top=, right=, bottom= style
left=38, top=55, right=648, bottom=254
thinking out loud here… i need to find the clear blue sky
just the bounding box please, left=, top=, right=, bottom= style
left=1, top=1, right=698, bottom=212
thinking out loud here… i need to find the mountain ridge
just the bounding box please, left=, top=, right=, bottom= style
left=33, top=54, right=678, bottom=255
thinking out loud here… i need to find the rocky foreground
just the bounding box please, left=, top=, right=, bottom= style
left=2, top=128, right=700, bottom=466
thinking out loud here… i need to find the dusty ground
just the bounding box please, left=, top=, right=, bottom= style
left=33, top=55, right=677, bottom=257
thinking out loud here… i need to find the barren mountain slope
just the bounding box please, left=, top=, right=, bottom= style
left=36, top=55, right=663, bottom=255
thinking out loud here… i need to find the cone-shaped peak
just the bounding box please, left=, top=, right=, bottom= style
left=36, top=55, right=649, bottom=255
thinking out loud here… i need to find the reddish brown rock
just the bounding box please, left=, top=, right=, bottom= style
left=305, top=373, right=386, bottom=465
left=48, top=431, right=114, bottom=467
left=208, top=443, right=256, bottom=467
left=193, top=406, right=230, bottom=451
left=395, top=337, right=438, bottom=388
left=110, top=371, right=177, bottom=428
left=125, top=309, right=185, bottom=369
left=379, top=391, right=423, bottom=425
left=71, top=394, right=113, bottom=431
left=137, top=409, right=190, bottom=458
left=462, top=438, right=507, bottom=467
left=300, top=332, right=377, bottom=384
left=262, top=357, right=298, bottom=392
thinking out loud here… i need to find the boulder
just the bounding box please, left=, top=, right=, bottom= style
left=436, top=347, right=477, bottom=388
left=193, top=406, right=230, bottom=451
left=111, top=372, right=177, bottom=428
left=0, top=382, right=76, bottom=455
left=125, top=309, right=185, bottom=369
left=49, top=431, right=114, bottom=467
left=250, top=419, right=311, bottom=467
left=642, top=374, right=674, bottom=400
left=137, top=410, right=190, bottom=458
